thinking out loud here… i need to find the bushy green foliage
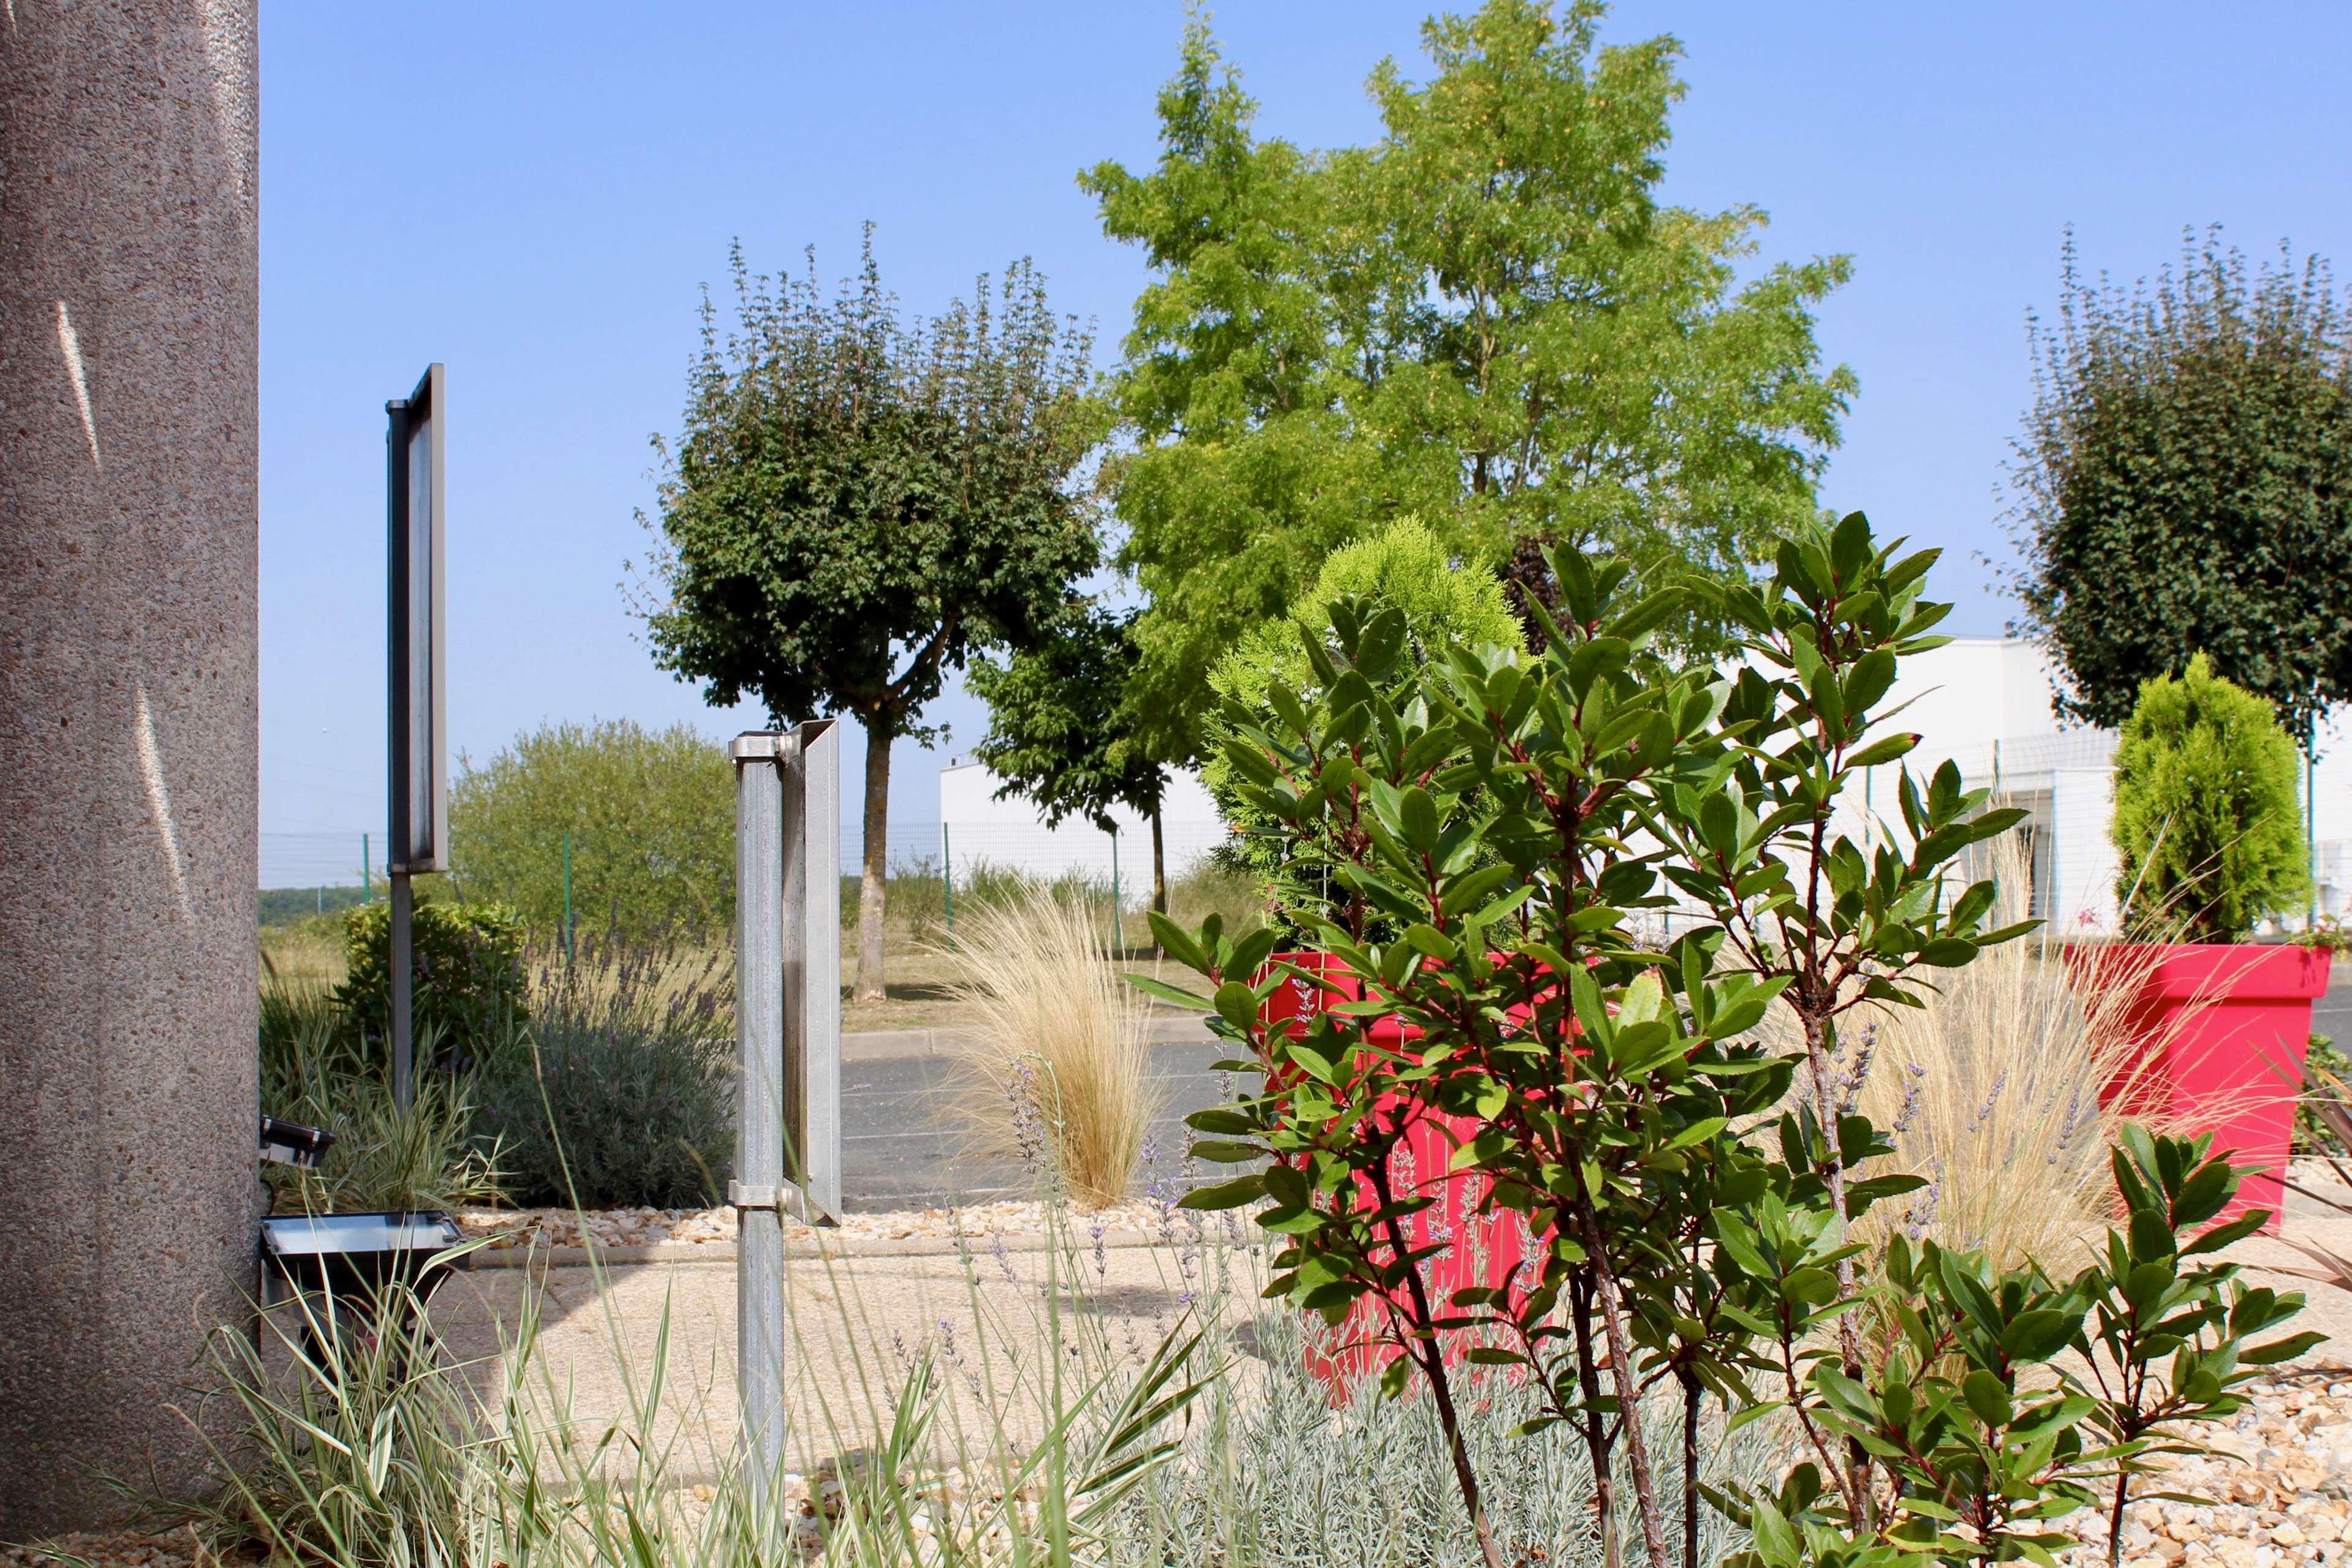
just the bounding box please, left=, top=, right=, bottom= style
left=451, top=718, right=733, bottom=940
left=471, top=942, right=734, bottom=1208
left=1088, top=1, right=1853, bottom=764
left=969, top=604, right=1179, bottom=908
left=1204, top=519, right=1520, bottom=924
left=1160, top=513, right=2312, bottom=1568
left=338, top=899, right=528, bottom=1071
left=2111, top=652, right=2309, bottom=941
left=260, top=997, right=505, bottom=1215
left=2010, top=230, right=2352, bottom=749
left=1722, top=1129, right=2313, bottom=1568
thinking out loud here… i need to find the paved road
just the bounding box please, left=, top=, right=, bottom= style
left=2317, top=972, right=2352, bottom=1055
left=838, top=1019, right=1235, bottom=1211
left=835, top=967, right=2352, bottom=1213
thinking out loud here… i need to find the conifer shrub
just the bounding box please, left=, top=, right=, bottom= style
left=2111, top=652, right=2309, bottom=941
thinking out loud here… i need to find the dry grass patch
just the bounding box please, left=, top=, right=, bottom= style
left=944, top=886, right=1164, bottom=1208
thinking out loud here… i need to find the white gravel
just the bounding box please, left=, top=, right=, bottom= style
left=454, top=1197, right=1178, bottom=1251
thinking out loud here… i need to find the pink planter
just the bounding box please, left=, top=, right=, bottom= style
left=2079, top=943, right=2331, bottom=1232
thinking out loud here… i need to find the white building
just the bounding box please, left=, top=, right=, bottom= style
left=937, top=760, right=1227, bottom=891
left=1854, top=638, right=2350, bottom=931
left=937, top=639, right=2351, bottom=929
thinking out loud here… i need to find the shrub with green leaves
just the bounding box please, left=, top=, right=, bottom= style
left=1202, top=518, right=1521, bottom=923
left=451, top=718, right=736, bottom=940
left=336, top=898, right=528, bottom=1072
left=2111, top=652, right=2309, bottom=941
left=1155, top=513, right=2316, bottom=1568
left=1722, top=1129, right=2315, bottom=1568
left=262, top=1001, right=504, bottom=1215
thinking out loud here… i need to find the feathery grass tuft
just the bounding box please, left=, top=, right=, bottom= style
left=946, top=887, right=1163, bottom=1209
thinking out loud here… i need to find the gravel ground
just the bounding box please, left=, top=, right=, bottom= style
left=453, top=1197, right=1176, bottom=1251
left=2066, top=1370, right=2352, bottom=1568
left=1, top=1528, right=216, bottom=1568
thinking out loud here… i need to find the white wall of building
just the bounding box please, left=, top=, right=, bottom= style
left=934, top=636, right=2346, bottom=929
left=1848, top=638, right=2343, bottom=931
left=937, top=762, right=1227, bottom=889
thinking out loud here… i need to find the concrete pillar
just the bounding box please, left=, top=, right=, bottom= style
left=0, top=0, right=261, bottom=1534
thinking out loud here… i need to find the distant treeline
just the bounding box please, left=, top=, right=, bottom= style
left=259, top=884, right=369, bottom=927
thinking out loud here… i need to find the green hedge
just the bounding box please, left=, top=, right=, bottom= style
left=335, top=899, right=529, bottom=1071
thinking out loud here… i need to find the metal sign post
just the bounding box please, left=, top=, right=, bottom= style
left=385, top=364, right=447, bottom=1110
left=729, top=719, right=841, bottom=1518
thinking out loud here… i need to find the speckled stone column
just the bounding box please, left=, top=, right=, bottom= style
left=0, top=1, right=261, bottom=1533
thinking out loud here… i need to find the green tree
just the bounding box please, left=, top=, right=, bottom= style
left=450, top=719, right=733, bottom=940
left=965, top=603, right=1177, bottom=913
left=1203, top=518, right=1519, bottom=917
left=2008, top=229, right=2352, bottom=753
left=641, top=235, right=1102, bottom=998
left=2111, top=654, right=2309, bottom=942
left=1084, top=0, right=1854, bottom=766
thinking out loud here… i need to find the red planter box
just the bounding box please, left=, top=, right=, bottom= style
left=2076, top=943, right=2331, bottom=1232
left=1258, top=952, right=1546, bottom=1385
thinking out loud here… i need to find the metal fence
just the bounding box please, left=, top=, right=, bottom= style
left=261, top=820, right=1230, bottom=899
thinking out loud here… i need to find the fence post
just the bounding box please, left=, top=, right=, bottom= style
left=1110, top=827, right=1124, bottom=956
left=942, top=821, right=954, bottom=950
left=362, top=832, right=371, bottom=905
left=562, top=831, right=574, bottom=965
left=782, top=718, right=842, bottom=1221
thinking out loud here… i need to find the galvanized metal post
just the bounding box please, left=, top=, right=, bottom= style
left=729, top=731, right=788, bottom=1521
left=388, top=870, right=412, bottom=1109
left=783, top=720, right=842, bottom=1221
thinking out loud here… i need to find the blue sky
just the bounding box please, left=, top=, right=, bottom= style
left=259, top=1, right=2352, bottom=880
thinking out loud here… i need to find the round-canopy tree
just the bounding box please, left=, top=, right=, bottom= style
left=2008, top=228, right=2352, bottom=755
left=966, top=602, right=1174, bottom=913
left=640, top=235, right=1102, bottom=998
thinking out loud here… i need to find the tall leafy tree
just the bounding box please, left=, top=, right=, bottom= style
left=641, top=235, right=1101, bottom=998
left=965, top=603, right=1175, bottom=913
left=1083, top=0, right=1855, bottom=765
left=2006, top=228, right=2352, bottom=755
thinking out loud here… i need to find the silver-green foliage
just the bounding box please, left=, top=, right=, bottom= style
left=1124, top=1310, right=1767, bottom=1568
left=471, top=940, right=736, bottom=1208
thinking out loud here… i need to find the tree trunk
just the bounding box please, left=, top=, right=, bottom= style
left=857, top=721, right=891, bottom=1002
left=1681, top=1368, right=1703, bottom=1568
left=1150, top=805, right=1167, bottom=916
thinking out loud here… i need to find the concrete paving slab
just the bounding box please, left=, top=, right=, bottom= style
left=425, top=1226, right=1261, bottom=1483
